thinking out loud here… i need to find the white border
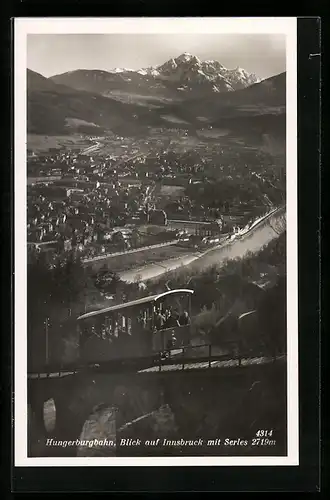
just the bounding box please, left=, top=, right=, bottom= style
left=14, top=17, right=298, bottom=467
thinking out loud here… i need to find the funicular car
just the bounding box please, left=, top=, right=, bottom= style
left=77, top=289, right=194, bottom=363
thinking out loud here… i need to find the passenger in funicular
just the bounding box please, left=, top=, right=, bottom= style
left=178, top=310, right=191, bottom=326
left=137, top=311, right=147, bottom=329
left=164, top=307, right=180, bottom=329
left=153, top=303, right=192, bottom=351
left=154, top=308, right=166, bottom=331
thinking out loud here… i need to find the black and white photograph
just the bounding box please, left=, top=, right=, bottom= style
left=14, top=18, right=298, bottom=465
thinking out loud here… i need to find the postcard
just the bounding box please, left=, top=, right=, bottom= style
left=14, top=17, right=298, bottom=466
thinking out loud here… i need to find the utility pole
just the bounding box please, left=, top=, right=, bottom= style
left=45, top=317, right=49, bottom=365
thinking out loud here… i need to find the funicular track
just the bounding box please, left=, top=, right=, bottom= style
left=28, top=342, right=286, bottom=380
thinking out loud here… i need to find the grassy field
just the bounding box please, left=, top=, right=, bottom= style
left=160, top=185, right=186, bottom=197
left=104, top=90, right=177, bottom=106
left=85, top=244, right=195, bottom=272
left=27, top=134, right=93, bottom=153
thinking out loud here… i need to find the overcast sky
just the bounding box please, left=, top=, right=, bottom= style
left=27, top=34, right=286, bottom=80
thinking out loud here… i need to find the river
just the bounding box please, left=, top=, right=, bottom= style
left=118, top=207, right=286, bottom=283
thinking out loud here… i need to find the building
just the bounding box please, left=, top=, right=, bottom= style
left=200, top=219, right=223, bottom=237
left=167, top=218, right=223, bottom=236
left=37, top=185, right=67, bottom=201
left=112, top=230, right=132, bottom=250
left=66, top=188, right=85, bottom=198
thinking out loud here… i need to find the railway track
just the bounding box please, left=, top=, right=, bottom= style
left=28, top=348, right=286, bottom=380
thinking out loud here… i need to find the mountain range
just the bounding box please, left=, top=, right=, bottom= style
left=27, top=53, right=285, bottom=138
left=50, top=53, right=260, bottom=98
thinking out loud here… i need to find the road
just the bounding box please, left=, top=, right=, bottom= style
left=113, top=151, right=150, bottom=169
left=82, top=240, right=180, bottom=265
left=81, top=138, right=151, bottom=166
left=189, top=206, right=285, bottom=273
left=81, top=141, right=102, bottom=155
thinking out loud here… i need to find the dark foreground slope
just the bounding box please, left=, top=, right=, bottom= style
left=167, top=72, right=286, bottom=121
left=27, top=69, right=163, bottom=135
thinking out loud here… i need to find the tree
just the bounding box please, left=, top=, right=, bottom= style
left=27, top=250, right=53, bottom=312
left=52, top=251, right=87, bottom=311
left=131, top=229, right=141, bottom=249
left=258, top=274, right=286, bottom=355
left=27, top=250, right=100, bottom=369
left=27, top=251, right=54, bottom=370
left=94, top=263, right=110, bottom=289
left=94, top=264, right=121, bottom=295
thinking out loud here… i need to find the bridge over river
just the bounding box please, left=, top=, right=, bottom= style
left=28, top=346, right=287, bottom=457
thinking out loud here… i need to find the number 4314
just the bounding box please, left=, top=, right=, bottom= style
left=256, top=430, right=273, bottom=437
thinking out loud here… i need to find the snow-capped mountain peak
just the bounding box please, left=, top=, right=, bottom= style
left=179, top=52, right=193, bottom=58
left=107, top=54, right=259, bottom=92
left=175, top=52, right=200, bottom=64
left=147, top=53, right=259, bottom=90
left=110, top=67, right=134, bottom=73
left=50, top=53, right=260, bottom=97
